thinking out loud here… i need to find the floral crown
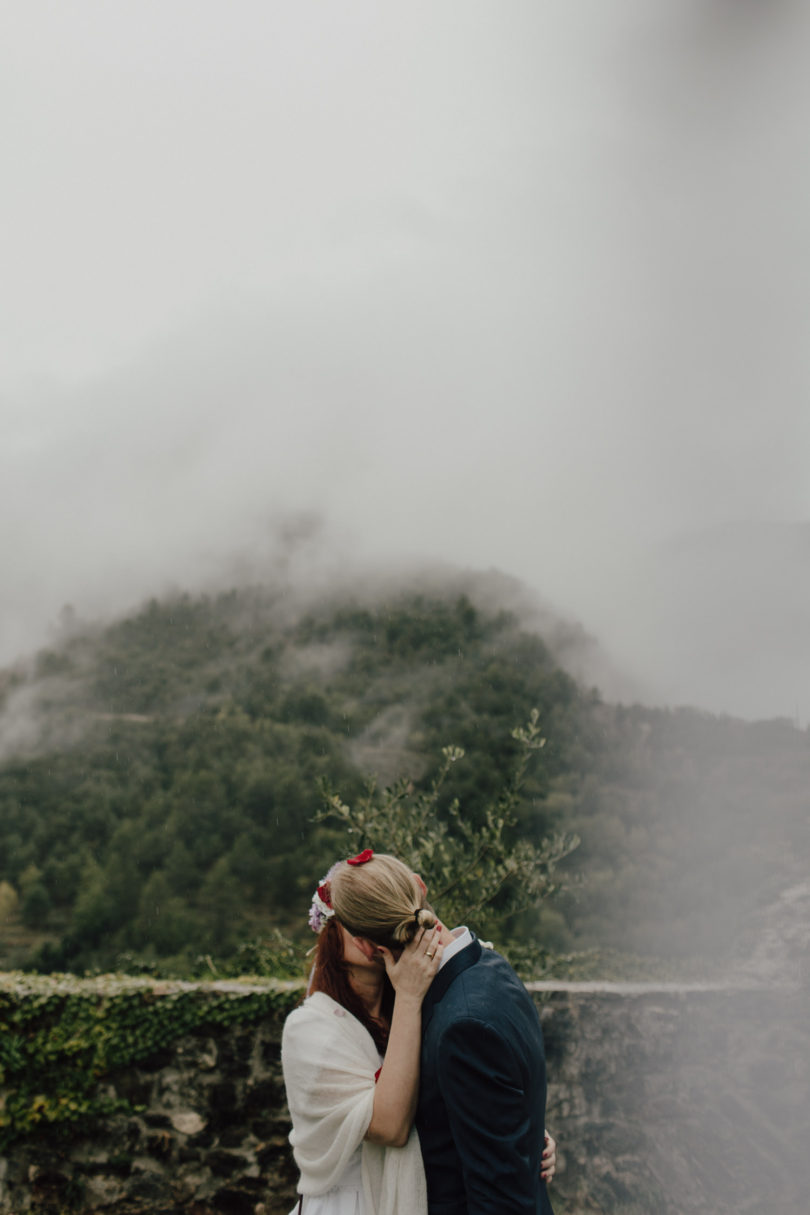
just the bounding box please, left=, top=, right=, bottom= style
left=308, top=849, right=374, bottom=933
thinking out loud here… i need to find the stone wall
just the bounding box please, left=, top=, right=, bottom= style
left=533, top=982, right=809, bottom=1214
left=1, top=981, right=806, bottom=1214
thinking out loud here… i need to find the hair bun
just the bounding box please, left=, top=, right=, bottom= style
left=392, top=906, right=437, bottom=944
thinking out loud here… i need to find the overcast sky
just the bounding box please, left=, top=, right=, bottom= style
left=2, top=0, right=809, bottom=720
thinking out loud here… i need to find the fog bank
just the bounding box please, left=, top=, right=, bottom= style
left=3, top=0, right=809, bottom=720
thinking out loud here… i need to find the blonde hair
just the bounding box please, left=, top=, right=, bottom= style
left=330, top=853, right=437, bottom=948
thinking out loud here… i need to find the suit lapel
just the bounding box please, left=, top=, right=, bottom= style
left=422, top=934, right=482, bottom=1031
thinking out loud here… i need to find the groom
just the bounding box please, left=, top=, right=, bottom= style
left=415, top=914, right=555, bottom=1215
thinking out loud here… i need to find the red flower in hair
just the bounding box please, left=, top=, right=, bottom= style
left=317, top=882, right=332, bottom=908
left=347, top=848, right=374, bottom=866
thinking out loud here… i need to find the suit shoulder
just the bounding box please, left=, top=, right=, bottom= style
left=463, top=947, right=533, bottom=1000
left=431, top=949, right=541, bottom=1036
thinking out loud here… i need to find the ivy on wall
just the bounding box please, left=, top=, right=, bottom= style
left=0, top=973, right=303, bottom=1148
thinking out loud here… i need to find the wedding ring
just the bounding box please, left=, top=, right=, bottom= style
left=426, top=950, right=436, bottom=958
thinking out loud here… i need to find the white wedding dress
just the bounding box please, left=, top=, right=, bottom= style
left=282, top=992, right=426, bottom=1215
left=291, top=1144, right=364, bottom=1214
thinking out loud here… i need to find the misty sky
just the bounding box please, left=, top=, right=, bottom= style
left=3, top=0, right=809, bottom=720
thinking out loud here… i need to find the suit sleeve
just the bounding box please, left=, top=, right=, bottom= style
left=436, top=1015, right=542, bottom=1215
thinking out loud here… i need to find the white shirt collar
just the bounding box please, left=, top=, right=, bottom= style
left=438, top=925, right=472, bottom=971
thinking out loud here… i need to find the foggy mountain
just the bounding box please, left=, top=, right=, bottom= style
left=4, top=1, right=809, bottom=729
left=2, top=5, right=808, bottom=1208
left=0, top=573, right=807, bottom=982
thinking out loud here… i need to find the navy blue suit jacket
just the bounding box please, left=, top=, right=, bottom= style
left=415, top=936, right=554, bottom=1215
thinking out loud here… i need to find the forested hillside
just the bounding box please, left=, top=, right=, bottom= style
left=0, top=582, right=807, bottom=977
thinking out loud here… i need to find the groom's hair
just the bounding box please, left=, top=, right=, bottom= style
left=331, top=853, right=437, bottom=949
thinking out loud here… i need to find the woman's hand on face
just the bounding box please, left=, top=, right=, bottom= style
left=378, top=925, right=444, bottom=1001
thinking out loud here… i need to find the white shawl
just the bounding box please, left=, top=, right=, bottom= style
left=281, top=991, right=427, bottom=1215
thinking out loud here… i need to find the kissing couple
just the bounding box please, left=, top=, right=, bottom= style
left=282, top=849, right=556, bottom=1215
